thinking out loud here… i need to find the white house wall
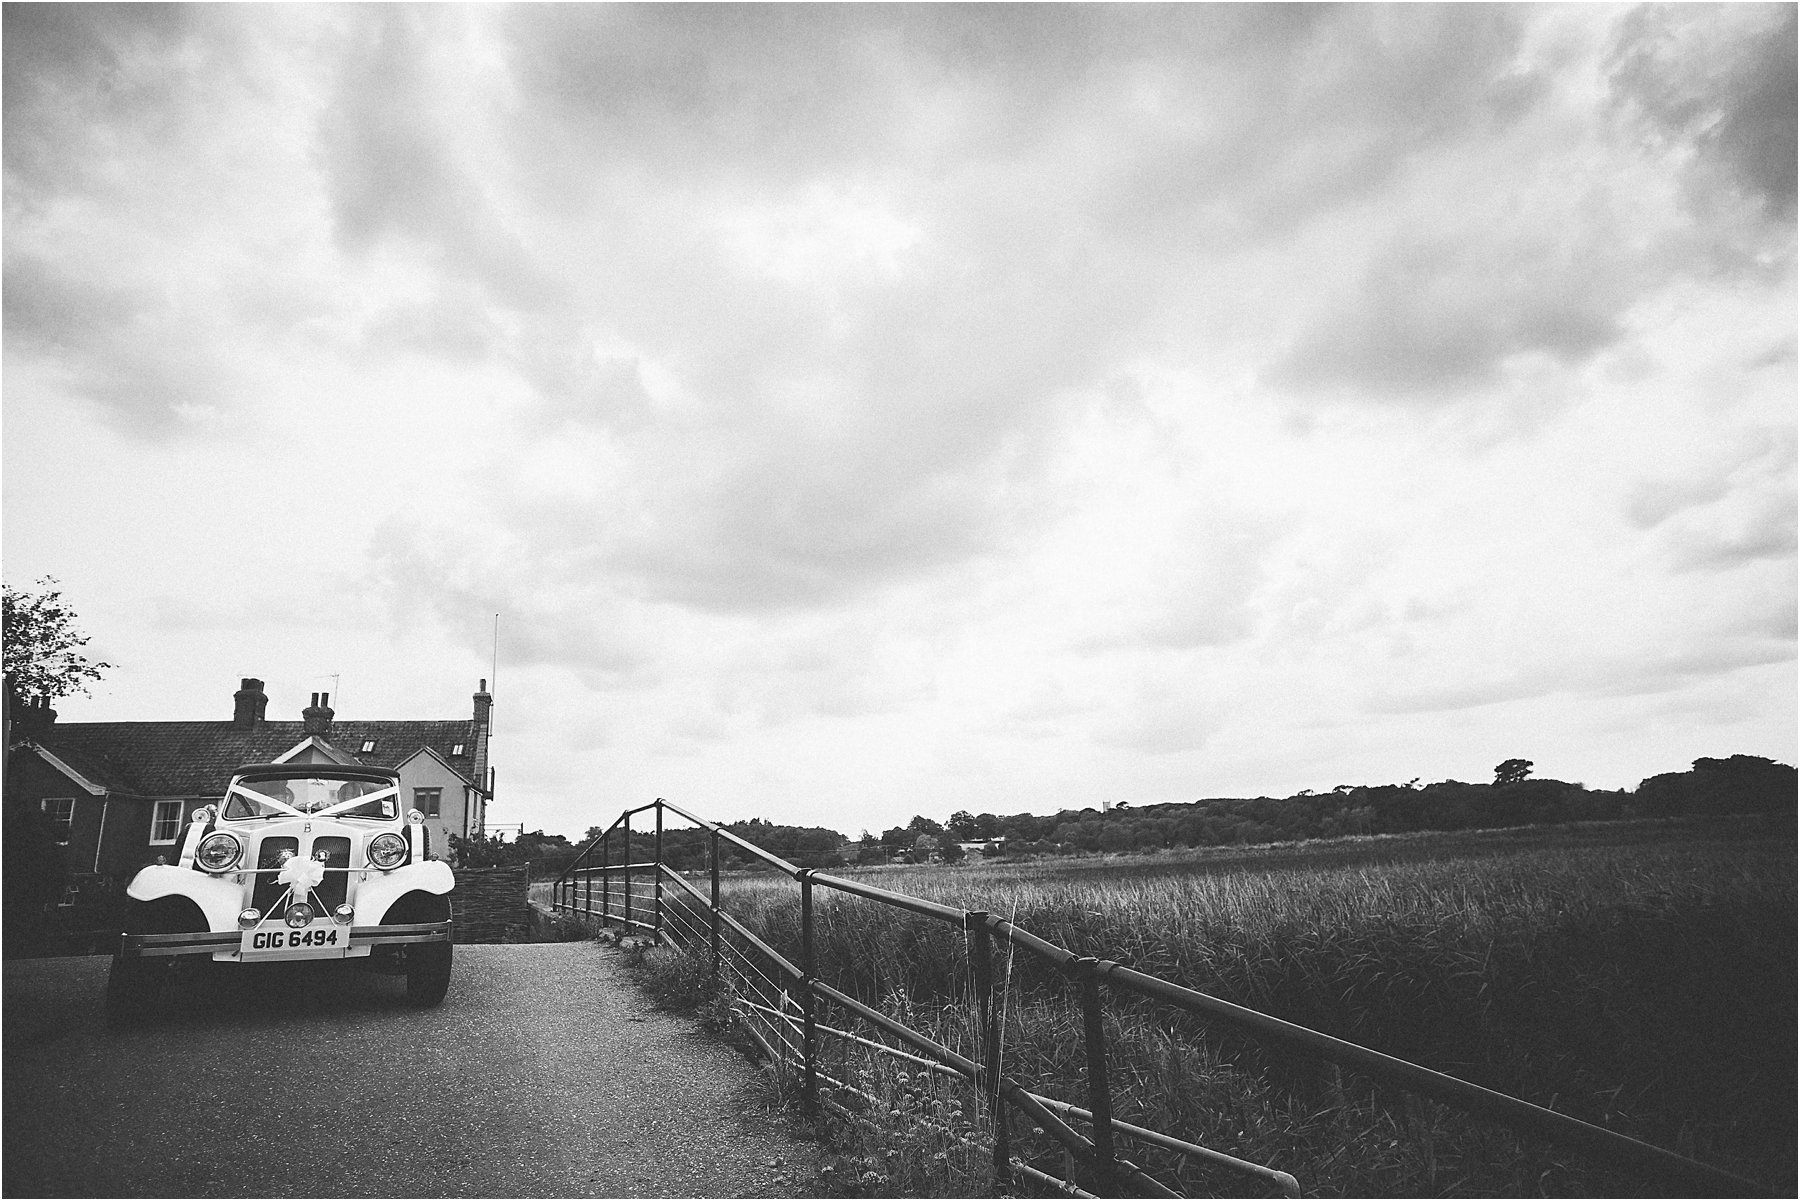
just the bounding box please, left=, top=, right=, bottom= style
left=394, top=751, right=470, bottom=862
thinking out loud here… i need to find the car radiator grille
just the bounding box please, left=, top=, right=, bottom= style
left=313, top=837, right=351, bottom=912
left=249, top=835, right=352, bottom=915
left=252, top=838, right=299, bottom=914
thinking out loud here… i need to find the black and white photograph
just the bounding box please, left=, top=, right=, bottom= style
left=4, top=4, right=1794, bottom=1197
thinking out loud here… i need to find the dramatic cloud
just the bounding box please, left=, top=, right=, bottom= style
left=5, top=5, right=1792, bottom=837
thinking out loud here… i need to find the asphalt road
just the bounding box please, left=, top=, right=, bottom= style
left=3, top=943, right=817, bottom=1198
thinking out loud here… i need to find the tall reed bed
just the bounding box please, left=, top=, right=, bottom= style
left=702, top=818, right=1794, bottom=1196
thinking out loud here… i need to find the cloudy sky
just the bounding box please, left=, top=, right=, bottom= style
left=5, top=4, right=1794, bottom=841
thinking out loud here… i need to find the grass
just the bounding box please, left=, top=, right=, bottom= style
left=648, top=815, right=1795, bottom=1197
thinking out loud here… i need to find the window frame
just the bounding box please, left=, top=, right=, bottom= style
left=41, top=797, right=74, bottom=846
left=149, top=799, right=184, bottom=845
left=413, top=787, right=442, bottom=817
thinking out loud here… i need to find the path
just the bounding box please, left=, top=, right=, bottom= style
left=3, top=943, right=817, bottom=1197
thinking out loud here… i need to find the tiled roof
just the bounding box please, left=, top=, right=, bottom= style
left=28, top=719, right=482, bottom=798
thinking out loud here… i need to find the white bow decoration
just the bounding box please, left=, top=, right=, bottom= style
left=277, top=855, right=326, bottom=893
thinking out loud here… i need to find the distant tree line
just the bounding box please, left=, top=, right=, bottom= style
left=449, top=817, right=851, bottom=876
left=844, top=754, right=1796, bottom=863
left=450, top=754, right=1794, bottom=874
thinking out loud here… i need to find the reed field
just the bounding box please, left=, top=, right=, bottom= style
left=658, top=816, right=1794, bottom=1197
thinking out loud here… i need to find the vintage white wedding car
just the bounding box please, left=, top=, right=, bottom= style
left=108, top=763, right=455, bottom=1023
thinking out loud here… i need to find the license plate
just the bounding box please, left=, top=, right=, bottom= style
left=241, top=921, right=348, bottom=958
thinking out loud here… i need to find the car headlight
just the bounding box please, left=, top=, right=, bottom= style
left=366, top=833, right=408, bottom=870
left=285, top=902, right=315, bottom=928
left=196, top=832, right=242, bottom=872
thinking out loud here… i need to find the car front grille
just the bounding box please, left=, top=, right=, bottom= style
left=252, top=837, right=299, bottom=914
left=313, top=837, right=351, bottom=912
left=248, top=834, right=353, bottom=917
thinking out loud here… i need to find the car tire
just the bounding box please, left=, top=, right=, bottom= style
left=405, top=937, right=453, bottom=1007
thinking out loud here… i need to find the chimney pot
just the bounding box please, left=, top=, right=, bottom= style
left=233, top=678, right=269, bottom=730
left=302, top=692, right=335, bottom=737
left=473, top=680, right=493, bottom=727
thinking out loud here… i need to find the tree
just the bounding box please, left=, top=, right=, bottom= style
left=1493, top=759, right=1534, bottom=786
left=945, top=810, right=979, bottom=841
left=3, top=577, right=113, bottom=701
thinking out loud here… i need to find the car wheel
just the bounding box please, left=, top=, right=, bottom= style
left=405, top=938, right=453, bottom=1007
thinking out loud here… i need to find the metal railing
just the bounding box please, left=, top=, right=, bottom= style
left=552, top=799, right=1770, bottom=1198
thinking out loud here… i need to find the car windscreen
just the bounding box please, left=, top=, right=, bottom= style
left=222, top=775, right=399, bottom=820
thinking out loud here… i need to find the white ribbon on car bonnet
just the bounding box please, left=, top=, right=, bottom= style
left=277, top=855, right=326, bottom=897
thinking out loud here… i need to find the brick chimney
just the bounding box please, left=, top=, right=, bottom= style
left=303, top=691, right=334, bottom=736
left=233, top=678, right=269, bottom=729
left=473, top=679, right=492, bottom=727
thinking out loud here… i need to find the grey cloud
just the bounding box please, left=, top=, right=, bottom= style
left=1267, top=229, right=1629, bottom=399
left=1624, top=477, right=1731, bottom=531
left=1369, top=635, right=1793, bottom=715
left=1104, top=6, right=1537, bottom=250
left=317, top=8, right=563, bottom=313
left=2, top=254, right=231, bottom=436
left=1093, top=685, right=1221, bottom=755
left=3, top=4, right=204, bottom=200
left=1628, top=427, right=1797, bottom=568
left=362, top=289, right=507, bottom=365
left=1367, top=676, right=1550, bottom=716
left=1663, top=492, right=1797, bottom=574
left=366, top=518, right=655, bottom=684
left=1609, top=5, right=1797, bottom=222
left=610, top=448, right=1017, bottom=613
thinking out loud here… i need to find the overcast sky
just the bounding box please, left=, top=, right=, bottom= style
left=5, top=4, right=1794, bottom=841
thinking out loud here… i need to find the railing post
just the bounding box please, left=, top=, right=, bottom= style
left=1076, top=959, right=1115, bottom=1196
left=622, top=810, right=633, bottom=933
left=969, top=913, right=1010, bottom=1186
left=800, top=869, right=818, bottom=1112
left=654, top=801, right=665, bottom=943
left=600, top=827, right=610, bottom=927
left=709, top=830, right=721, bottom=980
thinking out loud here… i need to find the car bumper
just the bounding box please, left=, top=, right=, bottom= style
left=116, top=920, right=453, bottom=959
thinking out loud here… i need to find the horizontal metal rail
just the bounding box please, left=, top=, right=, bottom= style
left=551, top=798, right=1772, bottom=1199
left=1027, top=1091, right=1301, bottom=1197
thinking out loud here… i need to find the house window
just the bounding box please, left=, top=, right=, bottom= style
left=360, top=740, right=378, bottom=753
left=41, top=798, right=74, bottom=846
left=414, top=788, right=442, bottom=817
left=57, top=881, right=79, bottom=908
left=150, top=800, right=184, bottom=845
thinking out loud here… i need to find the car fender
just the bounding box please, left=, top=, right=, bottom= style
left=126, top=865, right=244, bottom=933
left=357, top=860, right=455, bottom=925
